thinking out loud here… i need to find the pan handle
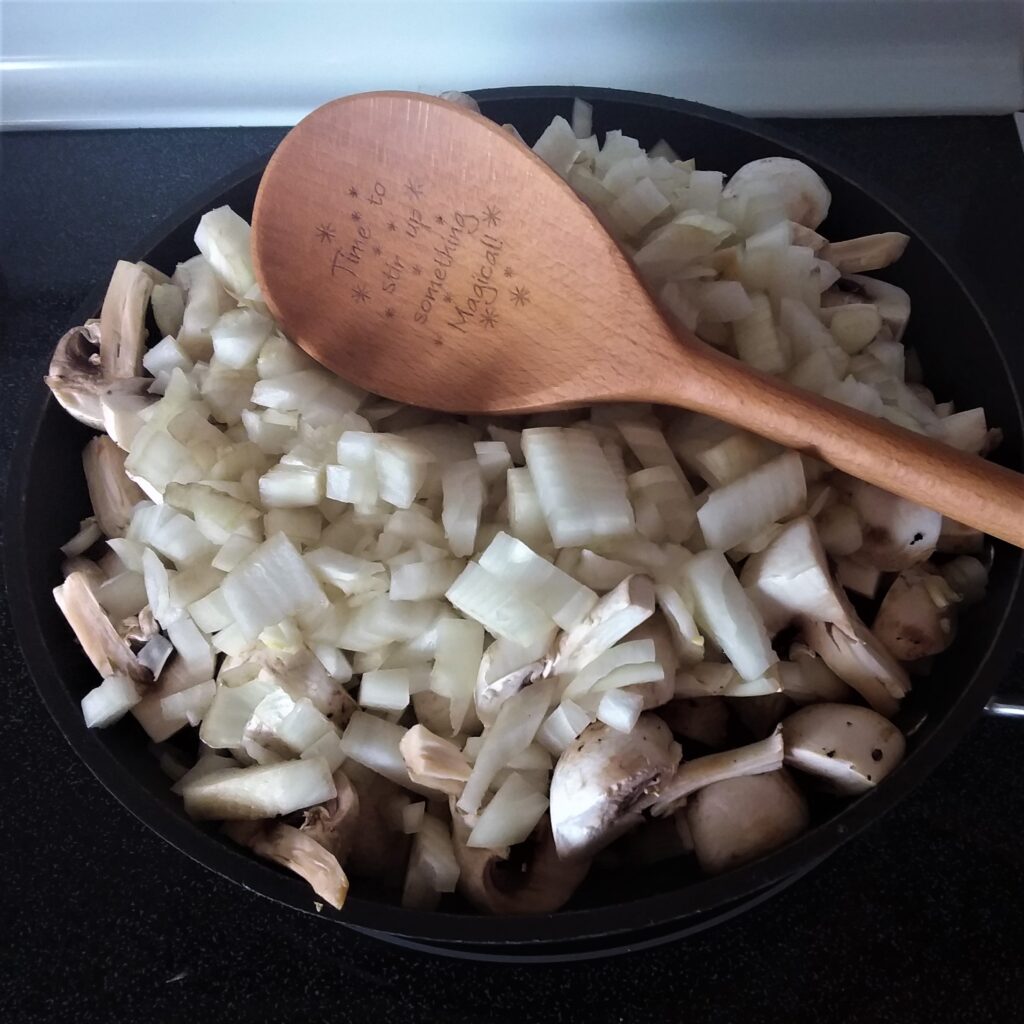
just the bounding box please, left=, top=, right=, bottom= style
left=985, top=698, right=1024, bottom=719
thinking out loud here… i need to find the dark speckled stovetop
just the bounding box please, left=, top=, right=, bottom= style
left=2, top=116, right=1024, bottom=1024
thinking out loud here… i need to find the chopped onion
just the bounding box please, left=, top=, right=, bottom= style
left=697, top=451, right=806, bottom=551
left=536, top=698, right=594, bottom=755
left=459, top=679, right=555, bottom=815
left=522, top=427, right=635, bottom=548
left=199, top=677, right=275, bottom=749
left=360, top=669, right=412, bottom=712
left=446, top=561, right=553, bottom=646
left=478, top=531, right=598, bottom=630
left=221, top=532, right=325, bottom=639
left=468, top=772, right=550, bottom=850
left=596, top=688, right=644, bottom=733
left=182, top=756, right=336, bottom=820
left=82, top=674, right=141, bottom=728
left=441, top=458, right=484, bottom=556
left=160, top=679, right=216, bottom=726
left=681, top=551, right=777, bottom=680
left=430, top=618, right=484, bottom=733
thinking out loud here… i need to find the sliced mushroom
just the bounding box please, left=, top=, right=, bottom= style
left=99, top=260, right=153, bottom=378
left=44, top=323, right=149, bottom=430
left=843, top=479, right=941, bottom=571
left=740, top=517, right=909, bottom=716
left=789, top=222, right=828, bottom=252
left=825, top=275, right=910, bottom=342
left=300, top=769, right=361, bottom=862
left=83, top=435, right=145, bottom=538
left=344, top=761, right=413, bottom=884
left=687, top=769, right=809, bottom=875
left=548, top=715, right=681, bottom=860
left=399, top=724, right=472, bottom=797
left=452, top=813, right=591, bottom=915
left=820, top=233, right=909, bottom=274
left=722, top=157, right=831, bottom=228
left=53, top=571, right=151, bottom=687
left=657, top=696, right=729, bottom=748
left=782, top=703, right=905, bottom=794
left=474, top=635, right=548, bottom=726
left=225, top=820, right=349, bottom=910
left=782, top=643, right=853, bottom=704
left=650, top=728, right=784, bottom=817
left=872, top=566, right=957, bottom=660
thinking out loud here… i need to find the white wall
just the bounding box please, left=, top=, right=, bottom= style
left=2, top=0, right=1022, bottom=128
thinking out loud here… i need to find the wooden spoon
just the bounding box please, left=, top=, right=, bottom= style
left=252, top=91, right=1024, bottom=547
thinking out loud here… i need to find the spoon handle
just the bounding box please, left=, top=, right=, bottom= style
left=650, top=342, right=1024, bottom=547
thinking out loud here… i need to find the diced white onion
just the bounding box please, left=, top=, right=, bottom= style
left=82, top=674, right=141, bottom=728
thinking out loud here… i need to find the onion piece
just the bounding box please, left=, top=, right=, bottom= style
left=697, top=451, right=806, bottom=551
left=681, top=551, right=777, bottom=681
left=522, top=427, right=635, bottom=548
left=468, top=772, right=550, bottom=850
left=477, top=531, right=598, bottom=630
left=81, top=674, right=141, bottom=728
left=459, top=679, right=555, bottom=815
left=182, top=757, right=336, bottom=820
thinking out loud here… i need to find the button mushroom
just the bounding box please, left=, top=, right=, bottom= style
left=83, top=435, right=146, bottom=538
left=872, top=566, right=957, bottom=661
left=782, top=703, right=905, bottom=795
left=44, top=322, right=150, bottom=431
left=722, top=157, right=831, bottom=229
left=740, top=516, right=909, bottom=716
left=99, top=259, right=153, bottom=378
left=548, top=715, right=681, bottom=860
left=452, top=813, right=591, bottom=915
left=53, top=571, right=152, bottom=688
left=823, top=274, right=910, bottom=342
left=474, top=635, right=548, bottom=726
left=687, top=769, right=809, bottom=875
left=300, top=768, right=361, bottom=863
left=820, top=233, right=910, bottom=274
left=225, top=820, right=350, bottom=910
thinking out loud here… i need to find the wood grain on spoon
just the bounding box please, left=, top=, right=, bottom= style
left=252, top=91, right=1024, bottom=547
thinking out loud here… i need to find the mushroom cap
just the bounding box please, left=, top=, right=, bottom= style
left=300, top=769, right=361, bottom=861
left=872, top=567, right=956, bottom=661
left=549, top=714, right=681, bottom=860
left=723, top=157, right=831, bottom=229
left=782, top=703, right=905, bottom=795
left=453, top=814, right=591, bottom=915
left=687, top=769, right=809, bottom=875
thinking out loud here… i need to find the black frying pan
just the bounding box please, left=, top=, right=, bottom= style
left=6, top=88, right=1023, bottom=962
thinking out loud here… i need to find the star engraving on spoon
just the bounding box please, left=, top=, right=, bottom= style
left=480, top=307, right=499, bottom=328
left=352, top=285, right=370, bottom=302
left=510, top=286, right=530, bottom=307
left=315, top=223, right=336, bottom=244
left=405, top=179, right=424, bottom=199
left=482, top=204, right=502, bottom=227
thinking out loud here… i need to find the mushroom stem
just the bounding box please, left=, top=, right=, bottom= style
left=650, top=727, right=784, bottom=817
left=53, top=571, right=151, bottom=687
